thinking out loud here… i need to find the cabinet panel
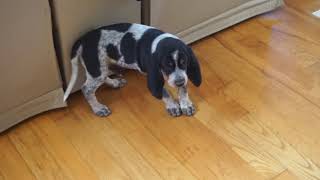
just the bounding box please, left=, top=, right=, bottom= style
left=149, top=0, right=249, bottom=34
left=146, top=0, right=283, bottom=43
left=53, top=0, right=141, bottom=90
left=0, top=0, right=63, bottom=113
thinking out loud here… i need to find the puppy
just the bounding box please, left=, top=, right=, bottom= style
left=63, top=23, right=202, bottom=117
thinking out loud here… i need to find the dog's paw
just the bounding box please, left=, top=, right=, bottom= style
left=180, top=102, right=196, bottom=116
left=94, top=106, right=112, bottom=117
left=166, top=102, right=182, bottom=117
left=113, top=78, right=127, bottom=88
left=167, top=107, right=182, bottom=117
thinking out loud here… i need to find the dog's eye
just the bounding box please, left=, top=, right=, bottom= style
left=180, top=58, right=186, bottom=66
left=168, top=61, right=174, bottom=67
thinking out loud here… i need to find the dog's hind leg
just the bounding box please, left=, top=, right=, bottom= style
left=162, top=88, right=182, bottom=117
left=104, top=62, right=127, bottom=88
left=82, top=76, right=111, bottom=117
left=101, top=55, right=127, bottom=89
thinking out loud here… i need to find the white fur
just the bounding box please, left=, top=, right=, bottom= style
left=63, top=45, right=83, bottom=101
left=167, top=69, right=187, bottom=87
left=151, top=33, right=179, bottom=53
left=128, top=23, right=154, bottom=40
left=100, top=29, right=142, bottom=71
left=63, top=56, right=79, bottom=101
left=167, top=50, right=188, bottom=88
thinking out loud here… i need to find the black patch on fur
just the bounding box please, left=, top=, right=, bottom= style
left=98, top=23, right=132, bottom=33
left=136, top=29, right=164, bottom=72
left=70, top=23, right=133, bottom=78
left=76, top=30, right=102, bottom=78
left=120, top=32, right=137, bottom=64
left=135, top=29, right=166, bottom=98
left=106, top=44, right=121, bottom=61
left=186, top=46, right=202, bottom=86
left=71, top=39, right=82, bottom=58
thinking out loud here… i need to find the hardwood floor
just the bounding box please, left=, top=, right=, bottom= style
left=1, top=0, right=320, bottom=179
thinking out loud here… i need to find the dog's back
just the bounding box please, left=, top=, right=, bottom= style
left=64, top=23, right=156, bottom=101
left=71, top=23, right=133, bottom=58
left=70, top=23, right=158, bottom=75
left=64, top=23, right=201, bottom=117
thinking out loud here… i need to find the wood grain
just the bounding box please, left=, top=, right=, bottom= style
left=1, top=0, right=320, bottom=179
left=102, top=97, right=197, bottom=180
left=192, top=36, right=320, bottom=179
left=0, top=135, right=36, bottom=180
left=30, top=116, right=99, bottom=180
left=50, top=110, right=133, bottom=180
left=273, top=170, right=300, bottom=180
left=8, top=122, right=71, bottom=180
left=119, top=74, right=265, bottom=180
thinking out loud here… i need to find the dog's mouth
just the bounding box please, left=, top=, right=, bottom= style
left=167, top=79, right=187, bottom=88
left=175, top=81, right=185, bottom=87
left=166, top=72, right=188, bottom=88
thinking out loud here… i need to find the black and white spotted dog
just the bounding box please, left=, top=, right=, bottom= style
left=63, top=23, right=202, bottom=117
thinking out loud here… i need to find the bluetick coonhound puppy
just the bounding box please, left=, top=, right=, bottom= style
left=63, top=23, right=202, bottom=117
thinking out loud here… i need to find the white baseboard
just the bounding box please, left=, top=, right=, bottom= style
left=177, top=0, right=284, bottom=44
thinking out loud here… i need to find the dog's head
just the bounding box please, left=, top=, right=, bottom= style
left=147, top=37, right=202, bottom=99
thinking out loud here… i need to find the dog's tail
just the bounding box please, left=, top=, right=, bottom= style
left=63, top=55, right=80, bottom=102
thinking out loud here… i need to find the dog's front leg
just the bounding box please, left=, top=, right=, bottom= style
left=178, top=86, right=195, bottom=116
left=162, top=88, right=182, bottom=117
left=104, top=76, right=127, bottom=89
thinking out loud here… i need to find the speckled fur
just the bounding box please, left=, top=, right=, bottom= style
left=63, top=23, right=201, bottom=117
left=162, top=88, right=181, bottom=117
left=178, top=86, right=195, bottom=116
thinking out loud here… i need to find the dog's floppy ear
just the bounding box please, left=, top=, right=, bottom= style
left=146, top=52, right=164, bottom=99
left=187, top=46, right=202, bottom=86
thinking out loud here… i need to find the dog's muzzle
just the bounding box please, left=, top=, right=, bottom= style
left=175, top=78, right=185, bottom=87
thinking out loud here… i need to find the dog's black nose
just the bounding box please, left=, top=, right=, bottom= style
left=175, top=78, right=185, bottom=87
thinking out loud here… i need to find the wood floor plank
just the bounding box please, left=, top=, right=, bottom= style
left=117, top=73, right=265, bottom=180
left=226, top=20, right=320, bottom=105
left=49, top=109, right=132, bottom=180
left=29, top=115, right=99, bottom=180
left=98, top=91, right=198, bottom=180
left=258, top=6, right=320, bottom=45
left=223, top=82, right=320, bottom=180
left=0, top=172, right=4, bottom=180
left=194, top=36, right=320, bottom=161
left=195, top=82, right=320, bottom=180
left=193, top=37, right=320, bottom=179
left=54, top=94, right=163, bottom=180
left=8, top=121, right=72, bottom=180
left=187, top=58, right=286, bottom=179
left=273, top=170, right=300, bottom=180
left=285, top=0, right=320, bottom=16
left=0, top=135, right=36, bottom=180
left=234, top=19, right=320, bottom=68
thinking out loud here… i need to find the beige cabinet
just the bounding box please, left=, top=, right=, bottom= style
left=0, top=0, right=141, bottom=132
left=0, top=0, right=66, bottom=132
left=53, top=0, right=141, bottom=91
left=145, top=0, right=283, bottom=43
